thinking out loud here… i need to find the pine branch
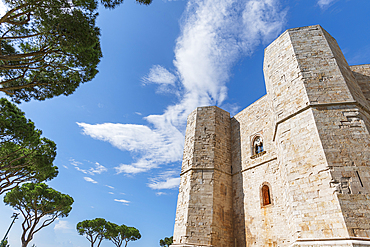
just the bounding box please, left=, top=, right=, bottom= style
left=0, top=32, right=42, bottom=40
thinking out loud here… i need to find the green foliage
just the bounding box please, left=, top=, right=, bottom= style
left=3, top=183, right=74, bottom=247
left=159, top=236, right=173, bottom=247
left=77, top=218, right=110, bottom=247
left=106, top=223, right=141, bottom=247
left=77, top=219, right=141, bottom=247
left=0, top=0, right=152, bottom=103
left=0, top=98, right=58, bottom=195
left=0, top=238, right=10, bottom=247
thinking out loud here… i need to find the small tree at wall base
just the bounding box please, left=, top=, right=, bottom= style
left=77, top=218, right=111, bottom=247
left=159, top=236, right=173, bottom=247
left=0, top=238, right=10, bottom=247
left=0, top=0, right=152, bottom=103
left=3, top=183, right=74, bottom=247
left=106, top=223, right=141, bottom=247
left=0, top=98, right=58, bottom=195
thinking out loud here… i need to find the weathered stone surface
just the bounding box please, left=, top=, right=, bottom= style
left=172, top=107, right=233, bottom=247
left=171, top=25, right=370, bottom=247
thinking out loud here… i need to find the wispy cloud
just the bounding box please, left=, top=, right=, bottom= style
left=142, top=65, right=178, bottom=94
left=77, top=122, right=184, bottom=174
left=78, top=0, right=286, bottom=182
left=90, top=162, right=107, bottom=174
left=84, top=177, right=98, bottom=184
left=70, top=158, right=89, bottom=174
left=54, top=220, right=71, bottom=230
left=143, top=65, right=177, bottom=85
left=109, top=192, right=114, bottom=194
left=317, top=0, right=336, bottom=9
left=75, top=166, right=88, bottom=174
left=114, top=199, right=130, bottom=205
left=70, top=159, right=82, bottom=167
left=105, top=185, right=115, bottom=189
left=148, top=170, right=181, bottom=190
left=70, top=159, right=107, bottom=175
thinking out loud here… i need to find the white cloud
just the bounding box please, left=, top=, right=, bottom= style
left=54, top=220, right=71, bottom=230
left=77, top=0, right=286, bottom=180
left=115, top=164, right=148, bottom=174
left=70, top=159, right=82, bottom=167
left=75, top=166, right=88, bottom=174
left=135, top=112, right=142, bottom=116
left=84, top=177, right=98, bottom=184
left=0, top=1, right=8, bottom=17
left=114, top=199, right=130, bottom=205
left=149, top=176, right=180, bottom=190
left=70, top=159, right=107, bottom=175
left=89, top=162, right=107, bottom=174
left=156, top=192, right=167, bottom=196
left=63, top=165, right=68, bottom=169
left=143, top=65, right=178, bottom=94
left=241, top=0, right=287, bottom=46
left=70, top=158, right=88, bottom=174
left=105, top=185, right=115, bottom=189
left=317, top=0, right=336, bottom=9
left=149, top=177, right=180, bottom=189
left=143, top=65, right=177, bottom=85
left=109, top=192, right=114, bottom=194
left=148, top=170, right=181, bottom=190
left=77, top=122, right=184, bottom=174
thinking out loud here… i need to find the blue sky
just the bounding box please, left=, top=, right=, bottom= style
left=1, top=0, right=370, bottom=246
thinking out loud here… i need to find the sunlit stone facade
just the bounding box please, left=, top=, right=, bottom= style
left=171, top=25, right=370, bottom=247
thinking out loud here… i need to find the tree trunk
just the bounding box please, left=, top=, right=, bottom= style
left=22, top=240, right=29, bottom=247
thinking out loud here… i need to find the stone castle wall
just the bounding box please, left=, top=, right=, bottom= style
left=172, top=107, right=233, bottom=247
left=350, top=64, right=370, bottom=104
left=263, top=25, right=359, bottom=244
left=171, top=25, right=370, bottom=247
left=231, top=95, right=290, bottom=246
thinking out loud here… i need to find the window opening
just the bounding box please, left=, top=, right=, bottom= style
left=254, top=136, right=263, bottom=154
left=262, top=184, right=271, bottom=206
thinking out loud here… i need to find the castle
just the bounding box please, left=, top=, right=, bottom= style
left=170, top=25, right=370, bottom=247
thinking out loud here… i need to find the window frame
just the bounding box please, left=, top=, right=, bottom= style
left=260, top=182, right=273, bottom=207
left=250, top=134, right=266, bottom=159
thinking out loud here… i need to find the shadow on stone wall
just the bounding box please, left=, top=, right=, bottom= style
left=352, top=71, right=370, bottom=134
left=231, top=118, right=247, bottom=247
left=352, top=71, right=370, bottom=102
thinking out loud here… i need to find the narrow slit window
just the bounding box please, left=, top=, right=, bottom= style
left=262, top=185, right=271, bottom=206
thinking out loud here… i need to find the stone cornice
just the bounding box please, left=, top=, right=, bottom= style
left=180, top=167, right=232, bottom=176
left=272, top=101, right=370, bottom=141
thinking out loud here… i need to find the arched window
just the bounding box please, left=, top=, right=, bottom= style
left=253, top=136, right=264, bottom=155
left=261, top=184, right=271, bottom=206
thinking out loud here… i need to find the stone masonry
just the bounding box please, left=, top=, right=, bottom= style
left=171, top=25, right=370, bottom=247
